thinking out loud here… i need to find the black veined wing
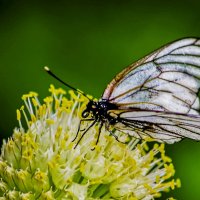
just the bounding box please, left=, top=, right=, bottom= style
left=102, top=37, right=200, bottom=143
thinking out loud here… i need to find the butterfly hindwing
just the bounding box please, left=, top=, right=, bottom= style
left=109, top=109, right=200, bottom=143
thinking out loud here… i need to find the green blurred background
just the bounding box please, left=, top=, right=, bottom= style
left=0, top=0, right=200, bottom=199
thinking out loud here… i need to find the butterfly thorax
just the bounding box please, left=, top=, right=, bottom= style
left=82, top=99, right=118, bottom=123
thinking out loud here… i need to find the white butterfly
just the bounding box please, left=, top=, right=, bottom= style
left=45, top=38, right=200, bottom=146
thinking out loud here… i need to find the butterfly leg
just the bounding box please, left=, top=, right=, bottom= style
left=73, top=119, right=97, bottom=149
left=72, top=118, right=95, bottom=142
left=90, top=121, right=104, bottom=150
left=105, top=123, right=126, bottom=143
left=108, top=129, right=121, bottom=142
left=96, top=122, right=103, bottom=145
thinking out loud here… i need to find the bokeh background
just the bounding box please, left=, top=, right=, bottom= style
left=0, top=0, right=200, bottom=199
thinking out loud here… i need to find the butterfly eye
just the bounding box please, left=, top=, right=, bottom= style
left=82, top=110, right=90, bottom=118
left=92, top=105, right=96, bottom=109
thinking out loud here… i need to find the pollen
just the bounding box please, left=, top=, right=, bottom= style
left=30, top=114, right=36, bottom=123
left=34, top=169, right=47, bottom=182
left=31, top=97, right=39, bottom=107
left=43, top=96, right=53, bottom=104
left=46, top=119, right=55, bottom=125
left=16, top=109, right=21, bottom=121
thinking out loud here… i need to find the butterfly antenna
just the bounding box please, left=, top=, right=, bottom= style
left=44, top=66, right=91, bottom=100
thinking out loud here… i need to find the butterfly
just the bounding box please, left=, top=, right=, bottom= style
left=45, top=37, right=200, bottom=147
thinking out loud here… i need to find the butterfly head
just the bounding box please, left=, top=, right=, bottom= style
left=82, top=100, right=98, bottom=118
left=82, top=99, right=118, bottom=121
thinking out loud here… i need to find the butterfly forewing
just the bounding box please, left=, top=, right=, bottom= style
left=103, top=38, right=200, bottom=143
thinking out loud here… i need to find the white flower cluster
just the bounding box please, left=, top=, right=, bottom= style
left=0, top=85, right=180, bottom=199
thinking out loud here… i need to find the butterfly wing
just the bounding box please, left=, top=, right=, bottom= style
left=111, top=110, right=200, bottom=143
left=103, top=38, right=200, bottom=143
